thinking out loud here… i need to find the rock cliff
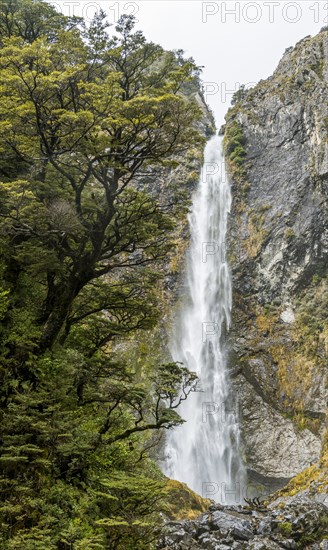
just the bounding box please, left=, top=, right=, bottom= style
left=224, top=28, right=328, bottom=491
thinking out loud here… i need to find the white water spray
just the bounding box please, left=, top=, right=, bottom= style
left=164, top=135, right=245, bottom=503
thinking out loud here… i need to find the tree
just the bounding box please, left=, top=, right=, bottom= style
left=0, top=2, right=203, bottom=547
left=0, top=11, right=203, bottom=351
left=231, top=84, right=248, bottom=105
left=0, top=0, right=81, bottom=45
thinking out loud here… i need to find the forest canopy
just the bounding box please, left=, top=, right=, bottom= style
left=0, top=1, right=204, bottom=547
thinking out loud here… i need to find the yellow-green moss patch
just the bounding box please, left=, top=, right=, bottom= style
left=163, top=478, right=211, bottom=520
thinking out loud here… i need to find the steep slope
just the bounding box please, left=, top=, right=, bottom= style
left=224, top=27, right=328, bottom=491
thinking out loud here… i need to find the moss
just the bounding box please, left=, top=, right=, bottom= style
left=231, top=276, right=328, bottom=435
left=312, top=274, right=323, bottom=285
left=284, top=227, right=295, bottom=239
left=262, top=275, right=328, bottom=429
left=295, top=275, right=328, bottom=349
left=270, top=343, right=316, bottom=419
left=259, top=203, right=272, bottom=213
left=241, top=183, right=251, bottom=195
left=308, top=58, right=325, bottom=79
left=223, top=120, right=247, bottom=184
left=279, top=521, right=293, bottom=536
left=271, top=438, right=328, bottom=502
left=255, top=307, right=279, bottom=335
left=294, top=413, right=321, bottom=434
left=297, top=514, right=328, bottom=547
left=163, top=479, right=210, bottom=520
left=244, top=212, right=268, bottom=258
left=186, top=170, right=200, bottom=185
left=168, top=234, right=189, bottom=275
left=232, top=277, right=326, bottom=434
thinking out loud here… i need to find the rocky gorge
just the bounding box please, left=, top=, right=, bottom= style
left=158, top=26, right=328, bottom=549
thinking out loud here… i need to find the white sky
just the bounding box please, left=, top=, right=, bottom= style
left=53, top=1, right=326, bottom=126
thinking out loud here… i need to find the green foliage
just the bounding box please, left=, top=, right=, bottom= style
left=0, top=286, right=9, bottom=321
left=164, top=479, right=210, bottom=520
left=0, top=2, right=203, bottom=547
left=0, top=0, right=81, bottom=46
left=231, top=84, right=248, bottom=105
left=223, top=120, right=247, bottom=182
left=279, top=521, right=293, bottom=536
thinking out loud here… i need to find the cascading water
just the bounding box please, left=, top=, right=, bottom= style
left=164, top=135, right=245, bottom=504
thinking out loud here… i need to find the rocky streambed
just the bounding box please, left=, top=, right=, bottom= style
left=158, top=490, right=328, bottom=550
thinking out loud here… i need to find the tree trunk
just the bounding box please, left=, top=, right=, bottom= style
left=39, top=279, right=80, bottom=351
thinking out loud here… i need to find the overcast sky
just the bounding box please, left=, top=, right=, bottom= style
left=55, top=1, right=325, bottom=126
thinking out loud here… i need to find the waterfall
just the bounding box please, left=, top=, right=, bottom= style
left=164, top=135, right=245, bottom=504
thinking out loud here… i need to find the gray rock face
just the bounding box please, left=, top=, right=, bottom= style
left=234, top=377, right=321, bottom=482
left=225, top=28, right=328, bottom=490
left=209, top=510, right=253, bottom=539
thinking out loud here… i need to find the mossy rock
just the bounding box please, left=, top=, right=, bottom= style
left=270, top=441, right=328, bottom=500
left=163, top=478, right=211, bottom=520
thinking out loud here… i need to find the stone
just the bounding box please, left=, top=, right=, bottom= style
left=257, top=517, right=272, bottom=535
left=158, top=488, right=328, bottom=548
left=247, top=537, right=281, bottom=549
left=280, top=540, right=297, bottom=549
left=280, top=306, right=295, bottom=324
left=209, top=510, right=253, bottom=539
left=227, top=27, right=328, bottom=492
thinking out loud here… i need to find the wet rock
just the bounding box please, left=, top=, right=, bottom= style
left=280, top=541, right=297, bottom=549
left=247, top=538, right=281, bottom=550
left=208, top=510, right=254, bottom=541
left=226, top=27, right=328, bottom=491
left=257, top=517, right=272, bottom=535
left=158, top=487, right=328, bottom=549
